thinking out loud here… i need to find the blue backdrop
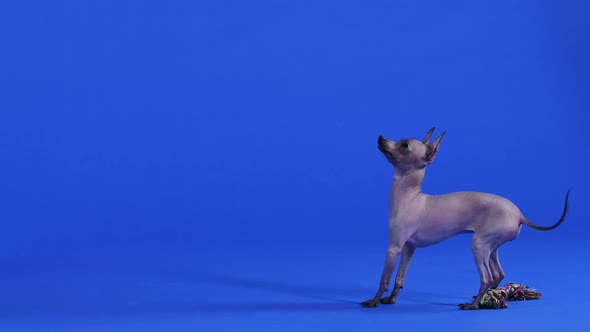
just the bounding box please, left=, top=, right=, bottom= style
left=1, top=1, right=589, bottom=331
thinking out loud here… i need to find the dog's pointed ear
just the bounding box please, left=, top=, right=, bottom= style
left=424, top=131, right=446, bottom=164
left=422, top=127, right=435, bottom=144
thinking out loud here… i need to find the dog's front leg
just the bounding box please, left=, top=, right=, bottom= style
left=361, top=245, right=402, bottom=307
left=381, top=244, right=415, bottom=304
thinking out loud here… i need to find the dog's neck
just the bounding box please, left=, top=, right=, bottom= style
left=390, top=167, right=425, bottom=208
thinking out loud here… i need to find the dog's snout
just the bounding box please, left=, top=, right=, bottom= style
left=378, top=136, right=384, bottom=142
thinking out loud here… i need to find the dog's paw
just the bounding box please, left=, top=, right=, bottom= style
left=360, top=299, right=379, bottom=307
left=380, top=297, right=396, bottom=305
left=458, top=303, right=479, bottom=310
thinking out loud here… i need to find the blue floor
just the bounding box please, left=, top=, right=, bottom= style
left=2, top=229, right=589, bottom=331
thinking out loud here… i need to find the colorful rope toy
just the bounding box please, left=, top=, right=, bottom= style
left=479, top=282, right=543, bottom=309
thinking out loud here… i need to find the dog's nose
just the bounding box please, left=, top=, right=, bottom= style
left=378, top=136, right=384, bottom=142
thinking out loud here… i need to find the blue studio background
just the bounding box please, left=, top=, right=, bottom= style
left=1, top=1, right=589, bottom=331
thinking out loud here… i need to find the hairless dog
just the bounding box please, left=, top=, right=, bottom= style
left=361, top=128, right=570, bottom=310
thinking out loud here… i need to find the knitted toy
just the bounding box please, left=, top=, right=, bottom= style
left=479, top=282, right=543, bottom=309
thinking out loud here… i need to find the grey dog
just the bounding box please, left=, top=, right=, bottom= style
left=361, top=128, right=569, bottom=310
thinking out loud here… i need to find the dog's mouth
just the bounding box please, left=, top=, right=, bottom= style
left=378, top=136, right=394, bottom=158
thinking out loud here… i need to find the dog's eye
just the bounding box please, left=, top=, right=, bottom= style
left=401, top=142, right=409, bottom=149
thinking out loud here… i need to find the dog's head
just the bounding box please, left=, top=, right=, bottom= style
left=378, top=128, right=446, bottom=171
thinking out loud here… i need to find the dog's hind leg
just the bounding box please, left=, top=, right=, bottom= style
left=489, top=248, right=505, bottom=289
left=460, top=236, right=493, bottom=310
left=380, top=244, right=416, bottom=304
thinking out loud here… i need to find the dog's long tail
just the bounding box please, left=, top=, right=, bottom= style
left=520, top=189, right=570, bottom=231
